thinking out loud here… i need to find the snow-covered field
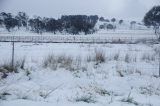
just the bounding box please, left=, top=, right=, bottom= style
left=0, top=29, right=155, bottom=37
left=0, top=42, right=160, bottom=106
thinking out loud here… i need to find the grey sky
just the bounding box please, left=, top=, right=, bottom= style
left=0, top=0, right=160, bottom=21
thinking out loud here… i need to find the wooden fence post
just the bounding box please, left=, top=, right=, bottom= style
left=12, top=40, right=15, bottom=72
left=159, top=51, right=160, bottom=77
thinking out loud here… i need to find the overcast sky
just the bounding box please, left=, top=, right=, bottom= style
left=0, top=0, right=160, bottom=21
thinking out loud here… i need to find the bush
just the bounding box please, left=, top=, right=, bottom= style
left=107, top=24, right=115, bottom=30
left=99, top=25, right=105, bottom=29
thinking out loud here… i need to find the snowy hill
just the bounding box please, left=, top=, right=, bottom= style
left=96, top=19, right=149, bottom=31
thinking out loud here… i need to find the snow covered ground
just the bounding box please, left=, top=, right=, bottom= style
left=0, top=29, right=155, bottom=37
left=0, top=42, right=160, bottom=106
left=0, top=21, right=159, bottom=106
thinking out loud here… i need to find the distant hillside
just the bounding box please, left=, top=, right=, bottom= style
left=96, top=18, right=149, bottom=30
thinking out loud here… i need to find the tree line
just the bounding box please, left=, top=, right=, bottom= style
left=0, top=12, right=98, bottom=35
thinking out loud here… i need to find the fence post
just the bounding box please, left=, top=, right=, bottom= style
left=159, top=51, right=160, bottom=77
left=11, top=37, right=15, bottom=72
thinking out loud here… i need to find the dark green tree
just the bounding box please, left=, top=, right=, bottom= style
left=143, top=5, right=160, bottom=40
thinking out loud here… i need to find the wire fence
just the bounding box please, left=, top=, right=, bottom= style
left=0, top=36, right=158, bottom=44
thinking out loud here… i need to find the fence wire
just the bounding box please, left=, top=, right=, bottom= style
left=0, top=36, right=158, bottom=44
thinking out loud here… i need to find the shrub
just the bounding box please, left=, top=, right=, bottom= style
left=107, top=24, right=116, bottom=30
left=99, top=25, right=105, bottom=29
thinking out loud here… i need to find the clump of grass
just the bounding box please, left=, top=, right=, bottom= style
left=139, top=85, right=154, bottom=96
left=0, top=58, right=26, bottom=78
left=58, top=55, right=73, bottom=70
left=114, top=53, right=119, bottom=61
left=19, top=58, right=26, bottom=69
left=117, top=70, right=124, bottom=77
left=121, top=97, right=138, bottom=105
left=154, top=47, right=160, bottom=55
left=75, top=95, right=96, bottom=103
left=0, top=92, right=11, bottom=100
left=43, top=54, right=58, bottom=70
left=96, top=88, right=111, bottom=96
left=94, top=49, right=106, bottom=64
left=116, top=69, right=135, bottom=77
left=0, top=58, right=26, bottom=72
left=43, top=54, right=82, bottom=71
left=121, top=91, right=139, bottom=105
left=141, top=53, right=156, bottom=62
left=86, top=55, right=93, bottom=62
left=125, top=54, right=130, bottom=63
